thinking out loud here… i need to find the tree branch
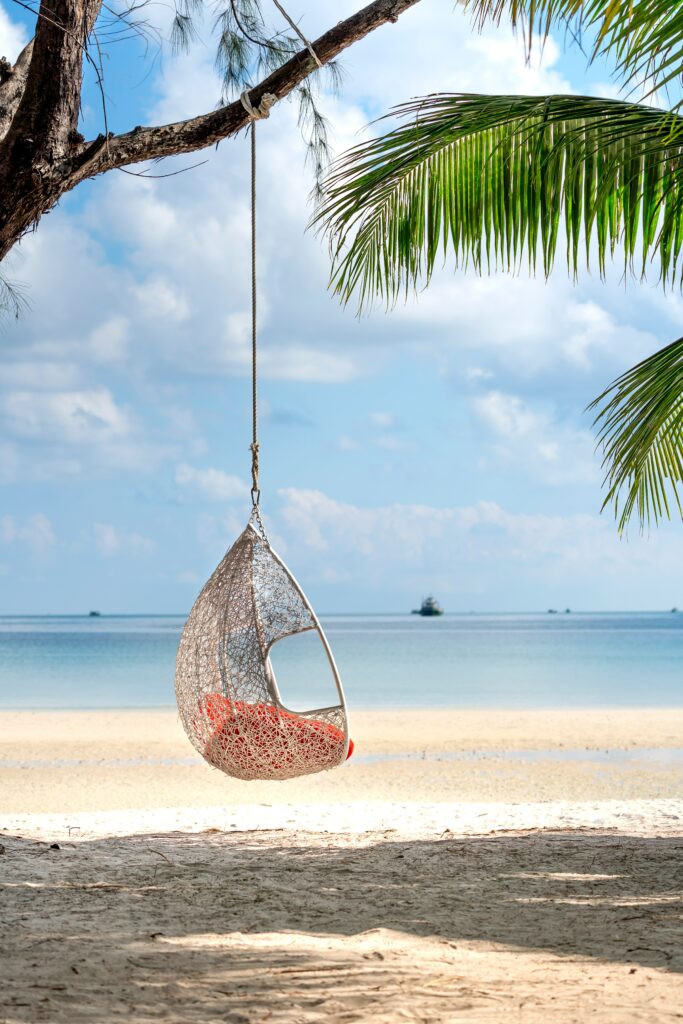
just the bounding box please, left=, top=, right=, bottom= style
left=71, top=0, right=421, bottom=181
left=0, top=0, right=421, bottom=263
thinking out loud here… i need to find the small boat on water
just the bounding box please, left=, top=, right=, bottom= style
left=412, top=596, right=444, bottom=617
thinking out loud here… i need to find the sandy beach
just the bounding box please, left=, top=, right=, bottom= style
left=2, top=707, right=683, bottom=1021
left=3, top=706, right=683, bottom=812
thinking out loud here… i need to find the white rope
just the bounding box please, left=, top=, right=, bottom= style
left=270, top=0, right=323, bottom=68
left=239, top=90, right=276, bottom=120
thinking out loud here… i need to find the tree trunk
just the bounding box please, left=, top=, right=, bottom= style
left=0, top=0, right=421, bottom=263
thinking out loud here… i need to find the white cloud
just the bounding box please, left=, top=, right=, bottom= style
left=197, top=510, right=249, bottom=552
left=465, top=32, right=570, bottom=94
left=395, top=274, right=659, bottom=387
left=93, top=524, right=120, bottom=555
left=474, top=391, right=541, bottom=438
left=15, top=0, right=572, bottom=401
left=175, top=463, right=249, bottom=502
left=336, top=435, right=359, bottom=451
left=333, top=1, right=572, bottom=113
left=1, top=362, right=83, bottom=390
left=94, top=524, right=155, bottom=556
left=1, top=389, right=130, bottom=444
left=1, top=514, right=55, bottom=554
left=278, top=488, right=457, bottom=561
left=275, top=488, right=683, bottom=605
left=376, top=435, right=416, bottom=452
left=0, top=442, right=20, bottom=483
left=562, top=301, right=617, bottom=370
left=261, top=345, right=360, bottom=383
left=0, top=382, right=174, bottom=478
left=0, top=441, right=81, bottom=483
left=472, top=389, right=599, bottom=484
left=466, top=366, right=494, bottom=383
left=89, top=317, right=130, bottom=364
left=134, top=278, right=189, bottom=322
left=370, top=411, right=395, bottom=429
left=368, top=414, right=416, bottom=450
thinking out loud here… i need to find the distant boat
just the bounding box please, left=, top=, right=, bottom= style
left=88, top=610, right=101, bottom=617
left=547, top=609, right=558, bottom=614
left=672, top=607, right=678, bottom=614
left=412, top=596, right=444, bottom=617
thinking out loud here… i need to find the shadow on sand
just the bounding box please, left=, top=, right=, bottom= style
left=2, top=826, right=683, bottom=1020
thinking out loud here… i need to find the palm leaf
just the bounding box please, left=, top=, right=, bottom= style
left=590, top=336, right=683, bottom=531
left=316, top=93, right=683, bottom=309
left=463, top=1, right=683, bottom=108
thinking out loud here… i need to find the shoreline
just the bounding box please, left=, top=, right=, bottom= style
left=3, top=704, right=683, bottom=736
left=4, top=700, right=683, bottom=711
left=2, top=707, right=683, bottom=814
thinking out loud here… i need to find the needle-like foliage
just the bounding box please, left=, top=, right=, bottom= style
left=0, top=272, right=27, bottom=322
left=174, top=0, right=340, bottom=193
left=317, top=1, right=683, bottom=531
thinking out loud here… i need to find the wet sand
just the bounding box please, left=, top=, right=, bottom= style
left=2, top=707, right=683, bottom=812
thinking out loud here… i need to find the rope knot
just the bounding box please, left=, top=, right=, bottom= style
left=240, top=90, right=276, bottom=121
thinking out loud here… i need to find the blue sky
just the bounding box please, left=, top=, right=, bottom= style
left=2, top=0, right=683, bottom=614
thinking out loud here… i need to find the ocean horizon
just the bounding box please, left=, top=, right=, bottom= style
left=1, top=611, right=682, bottom=711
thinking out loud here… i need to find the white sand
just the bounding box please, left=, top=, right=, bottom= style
left=2, top=708, right=683, bottom=1021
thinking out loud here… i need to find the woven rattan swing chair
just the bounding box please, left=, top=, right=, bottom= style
left=175, top=115, right=352, bottom=782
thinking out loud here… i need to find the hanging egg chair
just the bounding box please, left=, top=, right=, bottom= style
left=174, top=113, right=352, bottom=781
left=175, top=517, right=352, bottom=780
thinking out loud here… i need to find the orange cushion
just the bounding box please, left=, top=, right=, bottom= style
left=195, top=694, right=353, bottom=778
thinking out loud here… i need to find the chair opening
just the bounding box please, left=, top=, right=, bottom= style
left=267, top=628, right=341, bottom=714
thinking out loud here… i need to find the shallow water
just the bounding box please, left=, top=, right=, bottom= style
left=1, top=612, right=682, bottom=710
left=2, top=747, right=683, bottom=770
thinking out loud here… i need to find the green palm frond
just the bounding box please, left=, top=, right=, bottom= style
left=590, top=336, right=683, bottom=532
left=463, top=0, right=683, bottom=106
left=316, top=93, right=683, bottom=309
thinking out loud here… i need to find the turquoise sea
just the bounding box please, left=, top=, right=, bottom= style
left=0, top=612, right=682, bottom=710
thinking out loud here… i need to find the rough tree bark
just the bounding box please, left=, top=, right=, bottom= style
left=0, top=0, right=422, bottom=263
